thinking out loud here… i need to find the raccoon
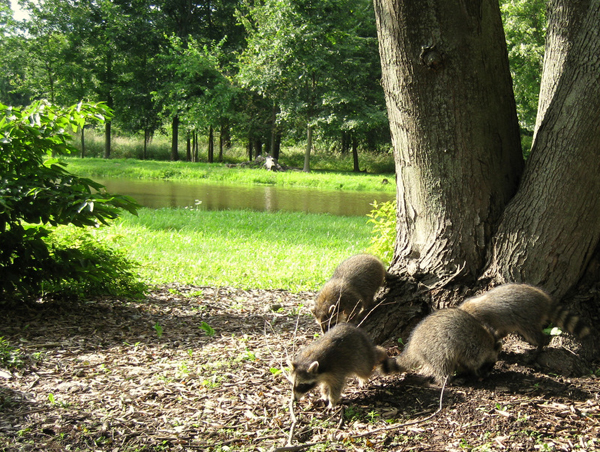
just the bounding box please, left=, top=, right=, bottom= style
left=312, top=254, right=390, bottom=332
left=395, top=308, right=502, bottom=385
left=458, top=283, right=591, bottom=349
left=290, top=323, right=395, bottom=408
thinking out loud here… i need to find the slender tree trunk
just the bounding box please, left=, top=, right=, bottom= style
left=208, top=126, right=214, bottom=163
left=171, top=116, right=179, bottom=161
left=104, top=121, right=111, bottom=159
left=303, top=124, right=312, bottom=172
left=80, top=127, right=85, bottom=158
left=483, top=0, right=600, bottom=298
left=351, top=134, right=360, bottom=172
left=273, top=132, right=281, bottom=160
left=218, top=124, right=224, bottom=162
left=186, top=132, right=192, bottom=162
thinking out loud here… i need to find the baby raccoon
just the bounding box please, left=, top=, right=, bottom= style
left=312, top=254, right=390, bottom=332
left=290, top=323, right=395, bottom=408
left=395, top=308, right=501, bottom=385
left=458, top=283, right=591, bottom=349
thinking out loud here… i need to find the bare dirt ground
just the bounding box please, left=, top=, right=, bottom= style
left=1, top=285, right=599, bottom=451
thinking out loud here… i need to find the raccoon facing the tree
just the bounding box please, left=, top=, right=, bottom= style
left=395, top=308, right=502, bottom=385
left=312, top=254, right=391, bottom=332
left=458, top=283, right=591, bottom=349
left=290, top=323, right=396, bottom=408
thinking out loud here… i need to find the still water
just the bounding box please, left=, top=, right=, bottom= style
left=97, top=178, right=395, bottom=216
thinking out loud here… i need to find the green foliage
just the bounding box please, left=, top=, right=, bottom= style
left=0, top=336, right=23, bottom=368
left=0, top=100, right=141, bottom=300
left=237, top=0, right=387, bottom=149
left=501, top=0, right=547, bottom=133
left=366, top=200, right=396, bottom=265
left=44, top=226, right=146, bottom=300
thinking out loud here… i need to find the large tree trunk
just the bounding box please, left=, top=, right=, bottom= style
left=367, top=0, right=600, bottom=360
left=483, top=0, right=600, bottom=298
left=374, top=0, right=523, bottom=288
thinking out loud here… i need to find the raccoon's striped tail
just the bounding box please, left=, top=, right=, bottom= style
left=549, top=303, right=591, bottom=339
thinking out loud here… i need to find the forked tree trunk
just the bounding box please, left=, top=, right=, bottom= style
left=367, top=0, right=600, bottom=355
left=483, top=0, right=600, bottom=298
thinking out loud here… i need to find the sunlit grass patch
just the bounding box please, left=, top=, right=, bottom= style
left=94, top=208, right=372, bottom=292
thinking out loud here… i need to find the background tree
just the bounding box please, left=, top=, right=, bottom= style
left=367, top=0, right=600, bottom=359
left=238, top=0, right=387, bottom=171
left=500, top=0, right=546, bottom=139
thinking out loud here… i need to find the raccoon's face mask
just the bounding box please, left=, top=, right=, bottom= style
left=293, top=381, right=318, bottom=399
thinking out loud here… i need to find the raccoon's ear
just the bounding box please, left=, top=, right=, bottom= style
left=307, top=361, right=319, bottom=374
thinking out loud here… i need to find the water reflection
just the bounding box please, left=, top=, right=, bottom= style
left=97, top=179, right=395, bottom=216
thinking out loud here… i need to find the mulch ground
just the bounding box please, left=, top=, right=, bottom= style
left=0, top=285, right=599, bottom=451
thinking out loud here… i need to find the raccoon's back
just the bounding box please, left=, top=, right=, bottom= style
left=397, top=308, right=499, bottom=379
left=295, top=324, right=378, bottom=374
left=459, top=284, right=553, bottom=335
left=332, top=254, right=386, bottom=291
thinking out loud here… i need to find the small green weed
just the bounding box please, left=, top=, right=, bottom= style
left=0, top=337, right=24, bottom=368
left=200, top=322, right=216, bottom=337
left=269, top=367, right=284, bottom=376
left=153, top=322, right=164, bottom=338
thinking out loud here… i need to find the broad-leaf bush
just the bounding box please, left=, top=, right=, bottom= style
left=0, top=100, right=143, bottom=301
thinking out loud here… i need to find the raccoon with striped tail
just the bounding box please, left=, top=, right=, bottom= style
left=458, top=283, right=591, bottom=350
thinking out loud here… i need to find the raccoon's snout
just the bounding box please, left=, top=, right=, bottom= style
left=294, top=382, right=317, bottom=399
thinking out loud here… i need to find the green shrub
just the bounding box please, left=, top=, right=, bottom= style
left=43, top=226, right=146, bottom=300
left=366, top=199, right=396, bottom=265
left=0, top=100, right=141, bottom=301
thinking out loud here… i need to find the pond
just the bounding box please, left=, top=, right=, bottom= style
left=97, top=178, right=395, bottom=216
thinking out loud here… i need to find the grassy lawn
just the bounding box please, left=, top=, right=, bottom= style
left=84, top=207, right=374, bottom=292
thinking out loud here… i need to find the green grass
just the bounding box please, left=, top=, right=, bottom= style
left=85, top=207, right=373, bottom=292
left=63, top=157, right=395, bottom=193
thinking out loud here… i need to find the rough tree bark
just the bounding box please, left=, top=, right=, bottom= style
left=483, top=0, right=600, bottom=298
left=374, top=0, right=523, bottom=289
left=366, top=0, right=600, bottom=358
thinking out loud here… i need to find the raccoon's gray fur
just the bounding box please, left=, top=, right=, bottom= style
left=312, top=254, right=390, bottom=332
left=290, top=323, right=395, bottom=407
left=395, top=308, right=501, bottom=385
left=458, top=283, right=591, bottom=349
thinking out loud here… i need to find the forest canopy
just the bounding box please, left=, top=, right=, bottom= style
left=0, top=0, right=545, bottom=159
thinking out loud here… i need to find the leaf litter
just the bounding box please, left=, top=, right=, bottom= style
left=0, top=284, right=598, bottom=451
